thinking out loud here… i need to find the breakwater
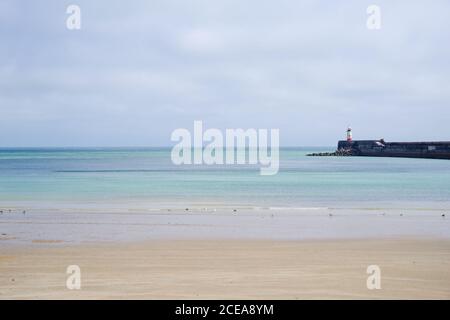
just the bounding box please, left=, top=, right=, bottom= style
left=308, top=140, right=450, bottom=160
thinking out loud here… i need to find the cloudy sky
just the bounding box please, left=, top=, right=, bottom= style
left=0, top=0, right=449, bottom=146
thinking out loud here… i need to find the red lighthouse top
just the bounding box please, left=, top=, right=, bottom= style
left=346, top=127, right=352, bottom=141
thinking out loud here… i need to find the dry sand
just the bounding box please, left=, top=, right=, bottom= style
left=1, top=238, right=450, bottom=299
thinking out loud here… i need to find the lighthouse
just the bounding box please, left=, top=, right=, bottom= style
left=346, top=127, right=352, bottom=141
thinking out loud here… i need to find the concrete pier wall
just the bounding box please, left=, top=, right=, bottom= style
left=337, top=140, right=450, bottom=160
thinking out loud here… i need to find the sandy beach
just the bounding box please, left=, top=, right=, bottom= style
left=1, top=238, right=450, bottom=299
left=1, top=205, right=450, bottom=299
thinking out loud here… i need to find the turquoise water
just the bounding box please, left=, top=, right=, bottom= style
left=1, top=147, right=450, bottom=208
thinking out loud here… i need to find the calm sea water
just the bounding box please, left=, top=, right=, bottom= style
left=1, top=147, right=450, bottom=208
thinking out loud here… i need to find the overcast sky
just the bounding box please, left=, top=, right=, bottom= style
left=0, top=0, right=449, bottom=147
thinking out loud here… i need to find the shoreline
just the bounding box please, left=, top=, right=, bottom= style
left=1, top=207, right=449, bottom=246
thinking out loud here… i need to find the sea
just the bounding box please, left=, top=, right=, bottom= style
left=1, top=147, right=450, bottom=210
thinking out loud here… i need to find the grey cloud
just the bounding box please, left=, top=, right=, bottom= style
left=0, top=0, right=449, bottom=146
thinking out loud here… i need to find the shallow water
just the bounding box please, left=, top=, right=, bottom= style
left=1, top=147, right=450, bottom=209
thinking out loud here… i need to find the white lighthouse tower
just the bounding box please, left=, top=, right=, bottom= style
left=346, top=127, right=353, bottom=142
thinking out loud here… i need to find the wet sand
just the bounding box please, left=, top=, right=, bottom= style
left=1, top=238, right=450, bottom=299
left=1, top=206, right=449, bottom=299
left=1, top=206, right=449, bottom=244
